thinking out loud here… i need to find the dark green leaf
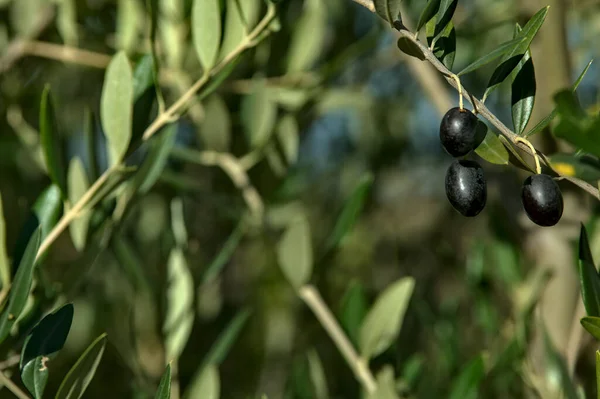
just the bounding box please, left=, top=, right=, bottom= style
left=425, top=0, right=457, bottom=41
left=0, top=194, right=10, bottom=292
left=374, top=0, right=402, bottom=25
left=553, top=91, right=600, bottom=158
left=202, top=308, right=251, bottom=368
left=579, top=224, right=600, bottom=317
left=0, top=228, right=41, bottom=344
left=192, top=0, right=221, bottom=70
left=21, top=356, right=48, bottom=399
left=457, top=37, right=525, bottom=76
left=306, top=349, right=329, bottom=399
left=547, top=153, right=600, bottom=182
left=448, top=355, right=485, bottom=399
left=581, top=316, right=600, bottom=340
left=201, top=220, right=246, bottom=284
left=55, top=333, right=107, bottom=399
left=132, top=54, right=155, bottom=102
left=40, top=85, right=67, bottom=197
left=416, top=0, right=441, bottom=32
left=397, top=37, right=425, bottom=61
left=429, top=22, right=456, bottom=70
left=155, top=364, right=171, bottom=399
left=83, top=107, right=99, bottom=181
left=134, top=123, right=177, bottom=194
left=475, top=129, right=509, bottom=165
left=339, top=281, right=368, bottom=347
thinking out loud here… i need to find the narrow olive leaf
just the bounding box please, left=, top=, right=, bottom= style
left=134, top=123, right=177, bottom=194
left=154, top=364, right=171, bottom=399
left=359, top=277, right=415, bottom=359
left=83, top=107, right=99, bottom=181
left=497, top=135, right=535, bottom=173
left=429, top=22, right=456, bottom=70
left=326, top=173, right=373, bottom=251
left=220, top=0, right=261, bottom=59
left=511, top=26, right=536, bottom=135
left=132, top=54, right=155, bottom=102
left=192, top=0, right=221, bottom=71
left=21, top=357, right=48, bottom=399
left=581, top=316, right=600, bottom=340
left=201, top=220, right=246, bottom=284
left=276, top=115, right=299, bottom=166
left=200, top=95, right=231, bottom=152
left=543, top=328, right=579, bottom=399
left=163, top=248, right=194, bottom=362
left=241, top=80, right=277, bottom=149
left=198, top=55, right=242, bottom=101
left=277, top=213, right=313, bottom=289
left=40, top=85, right=67, bottom=197
left=475, top=130, right=509, bottom=165
left=416, top=0, right=441, bottom=33
left=0, top=228, right=41, bottom=344
left=306, top=349, right=329, bottom=399
left=397, top=37, right=425, bottom=61
left=524, top=60, right=593, bottom=138
left=426, top=0, right=457, bottom=40
left=553, top=91, right=600, bottom=159
left=547, top=153, right=600, bottom=182
left=369, top=366, right=400, bottom=399
left=483, top=7, right=548, bottom=98
left=578, top=224, right=600, bottom=317
left=286, top=0, right=326, bottom=73
left=67, top=157, right=90, bottom=251
left=201, top=308, right=251, bottom=367
left=0, top=194, right=10, bottom=292
left=457, top=36, right=525, bottom=76
left=100, top=51, right=133, bottom=166
left=374, top=0, right=402, bottom=26
left=597, top=351, right=600, bottom=399
left=55, top=333, right=107, bottom=399
left=184, top=364, right=220, bottom=399
left=448, top=355, right=485, bottom=399
left=339, top=281, right=368, bottom=347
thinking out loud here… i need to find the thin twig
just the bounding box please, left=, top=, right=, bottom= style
left=298, top=285, right=378, bottom=394
left=0, top=370, right=31, bottom=399
left=10, top=40, right=112, bottom=69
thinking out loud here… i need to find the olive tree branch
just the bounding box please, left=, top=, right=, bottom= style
left=0, top=370, right=31, bottom=399
left=350, top=0, right=600, bottom=201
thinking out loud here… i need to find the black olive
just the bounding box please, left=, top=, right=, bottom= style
left=440, top=107, right=479, bottom=157
left=521, top=174, right=563, bottom=227
left=445, top=160, right=487, bottom=217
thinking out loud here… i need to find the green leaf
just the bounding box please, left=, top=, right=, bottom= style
left=397, top=37, right=425, bottom=61
left=547, top=153, right=600, bottom=182
left=428, top=22, right=456, bottom=70
left=55, top=333, right=107, bottom=399
left=192, top=0, right=221, bottom=71
left=185, top=364, right=220, bottom=399
left=277, top=213, right=313, bottom=289
left=0, top=228, right=41, bottom=344
left=483, top=7, right=548, bottom=99
left=497, top=135, right=535, bottom=173
left=241, top=80, right=277, bottom=149
left=220, top=0, right=261, bottom=59
left=306, top=349, right=329, bottom=399
left=416, top=0, right=441, bottom=33
left=474, top=129, right=509, bottom=165
left=581, top=316, right=600, bottom=340
left=154, top=364, right=171, bottom=399
left=579, top=224, right=600, bottom=317
left=101, top=51, right=133, bottom=166
left=83, top=107, right=99, bottom=181
left=457, top=36, right=525, bottom=77
left=326, top=173, right=373, bottom=251
left=201, top=220, right=246, bottom=284
left=359, top=277, right=414, bottom=359
left=369, top=366, right=400, bottom=399
left=286, top=0, right=326, bottom=73
left=553, top=91, right=600, bottom=158
left=163, top=247, right=194, bottom=362
left=510, top=25, right=536, bottom=135
left=202, top=308, right=251, bottom=367
left=276, top=115, right=299, bottom=166
left=132, top=54, right=155, bottom=102
left=543, top=328, right=578, bottom=399
left=339, top=281, right=368, bottom=347
left=200, top=95, right=231, bottom=152
left=425, top=0, right=457, bottom=41
left=134, top=123, right=177, bottom=194
left=198, top=55, right=242, bottom=101
left=373, top=0, right=402, bottom=25
left=67, top=157, right=90, bottom=251
left=596, top=351, right=600, bottom=399
left=21, top=357, right=48, bottom=399
left=0, top=193, right=10, bottom=292
left=448, top=355, right=485, bottom=399
left=40, top=85, right=67, bottom=197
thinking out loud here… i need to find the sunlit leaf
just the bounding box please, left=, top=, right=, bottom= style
left=427, top=21, right=456, bottom=70
left=185, top=364, right=220, bottom=399
left=67, top=157, right=90, bottom=251
left=369, top=365, right=400, bottom=399
left=475, top=130, right=509, bottom=165
left=241, top=80, right=277, bottom=149
left=154, top=364, right=171, bottom=399
left=40, top=85, right=67, bottom=197
left=359, top=277, right=414, bottom=359
left=286, top=0, right=326, bottom=73
left=220, top=0, right=261, bottom=59
left=448, top=355, right=485, bottom=399
left=192, top=0, right=221, bottom=70
left=457, top=37, right=525, bottom=76
left=277, top=213, right=313, bottom=289
left=510, top=25, right=536, bottom=135
left=425, top=0, right=457, bottom=41
left=416, top=0, right=441, bottom=33
left=374, top=0, right=402, bottom=26
left=579, top=224, right=600, bottom=317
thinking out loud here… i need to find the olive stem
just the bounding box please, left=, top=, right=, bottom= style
left=450, top=74, right=464, bottom=110
left=515, top=137, right=541, bottom=175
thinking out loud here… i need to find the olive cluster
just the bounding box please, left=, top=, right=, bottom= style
left=440, top=107, right=564, bottom=227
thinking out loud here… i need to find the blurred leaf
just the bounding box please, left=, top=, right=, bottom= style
left=286, top=0, right=326, bottom=73
left=202, top=308, right=251, bottom=367
left=192, top=0, right=221, bottom=70
left=497, top=135, right=535, bottom=172
left=185, top=364, right=220, bottom=399
left=116, top=0, right=143, bottom=54
left=578, top=224, right=600, bottom=317
left=581, top=316, right=600, bottom=340
left=483, top=7, right=548, bottom=99
left=448, top=355, right=485, bottom=399
left=67, top=157, right=90, bottom=251
left=306, top=349, right=329, bottom=399
left=276, top=115, right=299, bottom=166
left=0, top=194, right=10, bottom=292
left=369, top=365, right=399, bottom=399
left=134, top=123, right=177, bottom=194
left=112, top=234, right=151, bottom=292
left=416, top=0, right=441, bottom=32
left=200, top=95, right=231, bottom=152
left=475, top=130, right=509, bottom=165
left=40, top=85, right=67, bottom=197
left=543, top=328, right=578, bottom=399
left=339, top=281, right=367, bottom=347
left=56, top=0, right=78, bottom=46
left=83, top=107, right=99, bottom=181
left=510, top=25, right=536, bottom=135
left=547, top=153, right=600, bottom=182
left=132, top=54, right=155, bottom=102
left=101, top=51, right=133, bottom=166
left=327, top=173, right=373, bottom=251
left=428, top=22, right=456, bottom=70
left=0, top=228, right=41, bottom=344
left=241, top=80, right=277, bottom=149
left=359, top=277, right=414, bottom=359
left=553, top=91, right=600, bottom=158
left=597, top=351, right=600, bottom=399
left=397, top=37, right=425, bottom=61
left=525, top=60, right=593, bottom=138
left=55, top=333, right=107, bottom=399
left=201, top=220, right=246, bottom=284
left=20, top=304, right=74, bottom=398
left=220, top=0, right=261, bottom=59
left=163, top=248, right=194, bottom=361
left=198, top=56, right=242, bottom=101
left=277, top=213, right=313, bottom=289
left=374, top=0, right=401, bottom=25
left=457, top=37, right=525, bottom=76
left=155, top=364, right=171, bottom=399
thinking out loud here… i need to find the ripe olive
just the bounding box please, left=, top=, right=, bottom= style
left=445, top=160, right=487, bottom=217
left=440, top=107, right=478, bottom=157
left=521, top=174, right=563, bottom=227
